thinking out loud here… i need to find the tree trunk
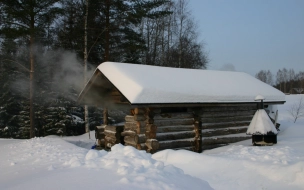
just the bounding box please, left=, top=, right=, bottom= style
left=29, top=12, right=35, bottom=138
left=84, top=0, right=90, bottom=137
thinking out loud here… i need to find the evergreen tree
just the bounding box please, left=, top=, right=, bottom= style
left=0, top=0, right=63, bottom=138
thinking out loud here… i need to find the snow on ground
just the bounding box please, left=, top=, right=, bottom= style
left=0, top=95, right=304, bottom=190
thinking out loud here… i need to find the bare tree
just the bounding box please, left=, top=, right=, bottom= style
left=256, top=70, right=273, bottom=85
left=288, top=69, right=295, bottom=93
left=84, top=0, right=90, bottom=137
left=288, top=96, right=304, bottom=123
left=276, top=69, right=283, bottom=91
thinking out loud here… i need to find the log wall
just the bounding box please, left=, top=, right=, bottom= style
left=104, top=125, right=124, bottom=149
left=147, top=108, right=197, bottom=152
left=102, top=104, right=256, bottom=153
left=198, top=105, right=256, bottom=151
left=122, top=108, right=149, bottom=151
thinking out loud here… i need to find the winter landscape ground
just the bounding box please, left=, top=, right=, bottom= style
left=0, top=95, right=303, bottom=190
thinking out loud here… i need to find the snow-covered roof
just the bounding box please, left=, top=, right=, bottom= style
left=78, top=62, right=285, bottom=105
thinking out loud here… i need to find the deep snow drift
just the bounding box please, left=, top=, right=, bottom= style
left=1, top=95, right=304, bottom=190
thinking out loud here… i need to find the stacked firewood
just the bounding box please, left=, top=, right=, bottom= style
left=104, top=125, right=124, bottom=149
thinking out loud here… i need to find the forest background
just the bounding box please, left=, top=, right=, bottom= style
left=0, top=0, right=302, bottom=139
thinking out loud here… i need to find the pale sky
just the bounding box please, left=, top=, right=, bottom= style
left=189, top=0, right=304, bottom=76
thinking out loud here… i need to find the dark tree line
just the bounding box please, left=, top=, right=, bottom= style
left=255, top=69, right=304, bottom=94
left=0, top=0, right=208, bottom=138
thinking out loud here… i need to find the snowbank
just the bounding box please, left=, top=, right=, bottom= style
left=0, top=138, right=212, bottom=190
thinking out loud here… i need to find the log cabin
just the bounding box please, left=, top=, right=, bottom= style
left=78, top=62, right=285, bottom=153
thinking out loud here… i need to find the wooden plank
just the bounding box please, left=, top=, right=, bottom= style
left=201, top=121, right=250, bottom=129
left=202, top=136, right=251, bottom=145
left=156, top=131, right=195, bottom=141
left=200, top=110, right=256, bottom=118
left=154, top=118, right=194, bottom=127
left=151, top=112, right=193, bottom=120
left=157, top=125, right=195, bottom=133
left=200, top=116, right=253, bottom=123
left=201, top=127, right=248, bottom=137
left=158, top=138, right=195, bottom=150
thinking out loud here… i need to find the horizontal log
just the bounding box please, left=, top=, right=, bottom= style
left=124, top=134, right=146, bottom=145
left=124, top=121, right=146, bottom=134
left=154, top=118, right=194, bottom=127
left=121, top=130, right=136, bottom=136
left=145, top=131, right=156, bottom=139
left=104, top=125, right=124, bottom=133
left=158, top=138, right=195, bottom=150
left=173, top=146, right=195, bottom=151
left=105, top=136, right=120, bottom=144
left=124, top=136, right=138, bottom=146
left=104, top=130, right=120, bottom=138
left=157, top=125, right=195, bottom=133
left=95, top=125, right=106, bottom=131
left=145, top=139, right=159, bottom=150
left=146, top=108, right=161, bottom=114
left=146, top=124, right=157, bottom=132
left=200, top=105, right=256, bottom=112
left=201, top=127, right=248, bottom=137
left=151, top=112, right=193, bottom=120
left=200, top=110, right=256, bottom=118
left=202, top=136, right=251, bottom=145
left=201, top=144, right=228, bottom=151
left=125, top=115, right=146, bottom=122
left=124, top=121, right=146, bottom=129
left=201, top=121, right=250, bottom=129
left=200, top=116, right=253, bottom=123
left=156, top=131, right=196, bottom=141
